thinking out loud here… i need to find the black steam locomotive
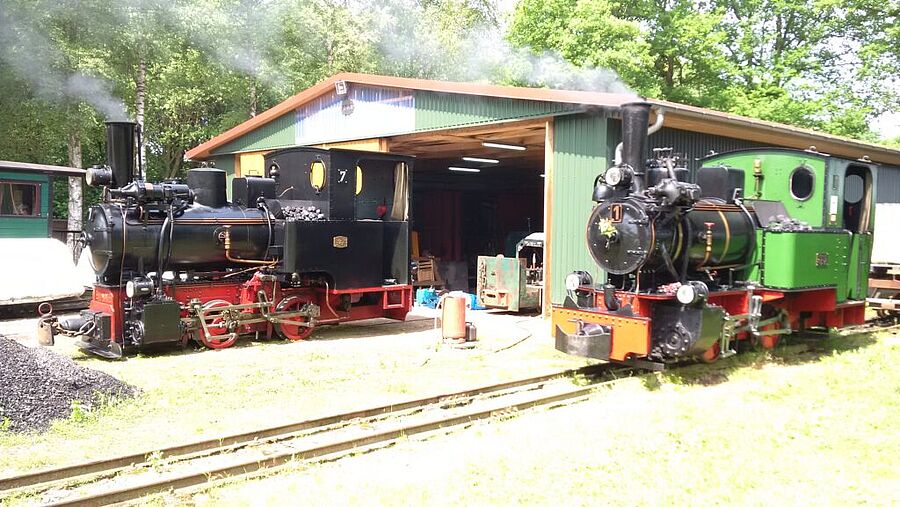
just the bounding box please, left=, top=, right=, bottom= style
left=40, top=122, right=413, bottom=358
left=554, top=102, right=876, bottom=367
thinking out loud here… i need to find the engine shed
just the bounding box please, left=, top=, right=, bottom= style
left=185, top=73, right=900, bottom=313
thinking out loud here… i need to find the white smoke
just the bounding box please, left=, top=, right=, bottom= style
left=0, top=3, right=128, bottom=120
left=368, top=0, right=636, bottom=95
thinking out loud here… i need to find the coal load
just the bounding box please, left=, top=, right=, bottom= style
left=283, top=205, right=324, bottom=221
left=0, top=337, right=136, bottom=432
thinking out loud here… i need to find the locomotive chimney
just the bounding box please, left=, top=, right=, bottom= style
left=106, top=121, right=138, bottom=188
left=620, top=102, right=651, bottom=190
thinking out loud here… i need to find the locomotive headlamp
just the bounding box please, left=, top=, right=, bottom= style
left=604, top=166, right=632, bottom=187
left=565, top=271, right=593, bottom=291
left=676, top=281, right=709, bottom=305
left=85, top=166, right=113, bottom=187
left=125, top=278, right=154, bottom=298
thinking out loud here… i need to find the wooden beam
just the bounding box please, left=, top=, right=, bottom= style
left=543, top=118, right=554, bottom=317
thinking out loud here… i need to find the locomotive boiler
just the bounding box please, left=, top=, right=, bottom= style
left=40, top=122, right=413, bottom=358
left=554, top=102, right=877, bottom=367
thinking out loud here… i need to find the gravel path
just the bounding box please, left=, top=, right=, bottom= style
left=0, top=337, right=136, bottom=432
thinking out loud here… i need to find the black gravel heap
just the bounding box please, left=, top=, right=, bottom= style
left=0, top=337, right=136, bottom=433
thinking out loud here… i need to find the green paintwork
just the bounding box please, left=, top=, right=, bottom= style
left=414, top=91, right=575, bottom=131
left=848, top=233, right=873, bottom=300
left=761, top=231, right=849, bottom=300
left=212, top=112, right=296, bottom=155
left=704, top=150, right=828, bottom=227
left=211, top=155, right=236, bottom=200
left=476, top=255, right=540, bottom=311
left=0, top=171, right=51, bottom=238
left=705, top=149, right=879, bottom=302
left=550, top=114, right=607, bottom=304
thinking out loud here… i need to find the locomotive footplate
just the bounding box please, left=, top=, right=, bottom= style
left=551, top=307, right=651, bottom=362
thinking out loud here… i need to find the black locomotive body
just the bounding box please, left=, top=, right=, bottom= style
left=40, top=122, right=414, bottom=358
left=554, top=102, right=876, bottom=367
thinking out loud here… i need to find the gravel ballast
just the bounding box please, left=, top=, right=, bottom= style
left=0, top=337, right=136, bottom=432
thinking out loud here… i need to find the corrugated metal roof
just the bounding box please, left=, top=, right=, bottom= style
left=186, top=73, right=900, bottom=167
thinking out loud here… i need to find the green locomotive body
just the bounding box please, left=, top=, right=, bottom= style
left=553, top=102, right=878, bottom=367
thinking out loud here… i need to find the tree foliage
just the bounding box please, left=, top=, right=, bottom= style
left=509, top=0, right=898, bottom=140
left=0, top=0, right=895, bottom=223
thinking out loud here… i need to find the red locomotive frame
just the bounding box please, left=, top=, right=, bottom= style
left=552, top=286, right=865, bottom=364
left=89, top=273, right=412, bottom=351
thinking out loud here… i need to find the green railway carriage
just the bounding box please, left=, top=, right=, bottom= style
left=0, top=162, right=85, bottom=239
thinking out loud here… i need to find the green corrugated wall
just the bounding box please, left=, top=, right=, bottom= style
left=414, top=92, right=575, bottom=131
left=550, top=114, right=608, bottom=304
left=212, top=112, right=296, bottom=155
left=211, top=156, right=236, bottom=200
left=0, top=171, right=51, bottom=238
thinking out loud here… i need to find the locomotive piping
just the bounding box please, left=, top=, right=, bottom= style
left=222, top=225, right=275, bottom=265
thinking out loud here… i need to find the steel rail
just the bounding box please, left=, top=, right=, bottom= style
left=0, top=364, right=614, bottom=494
left=47, top=376, right=617, bottom=507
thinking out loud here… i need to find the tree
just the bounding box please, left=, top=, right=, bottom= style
left=506, top=0, right=898, bottom=140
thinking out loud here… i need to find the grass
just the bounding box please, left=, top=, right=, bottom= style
left=185, top=331, right=900, bottom=506
left=0, top=311, right=589, bottom=477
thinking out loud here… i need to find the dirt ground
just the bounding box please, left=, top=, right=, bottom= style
left=0, top=307, right=592, bottom=475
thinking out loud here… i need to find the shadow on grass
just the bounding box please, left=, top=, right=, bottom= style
left=642, top=331, right=882, bottom=390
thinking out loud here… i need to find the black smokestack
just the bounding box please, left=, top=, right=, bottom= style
left=620, top=102, right=651, bottom=187
left=106, top=121, right=137, bottom=188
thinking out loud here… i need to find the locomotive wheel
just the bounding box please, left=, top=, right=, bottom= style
left=756, top=306, right=784, bottom=350
left=872, top=290, right=900, bottom=319
left=197, top=300, right=238, bottom=350
left=276, top=296, right=316, bottom=341
left=700, top=342, right=720, bottom=363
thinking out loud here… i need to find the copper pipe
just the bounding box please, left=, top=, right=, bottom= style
left=222, top=225, right=276, bottom=265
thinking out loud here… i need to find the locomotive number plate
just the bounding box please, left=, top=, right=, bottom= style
left=609, top=204, right=623, bottom=223
left=333, top=236, right=349, bottom=249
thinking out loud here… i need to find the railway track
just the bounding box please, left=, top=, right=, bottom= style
left=0, top=364, right=631, bottom=506
left=2, top=317, right=896, bottom=506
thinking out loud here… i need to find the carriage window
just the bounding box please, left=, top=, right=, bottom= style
left=790, top=166, right=815, bottom=201
left=0, top=181, right=39, bottom=216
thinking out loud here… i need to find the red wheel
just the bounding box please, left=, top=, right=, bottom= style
left=276, top=296, right=316, bottom=341
left=757, top=306, right=784, bottom=349
left=700, top=341, right=720, bottom=363
left=197, top=300, right=238, bottom=349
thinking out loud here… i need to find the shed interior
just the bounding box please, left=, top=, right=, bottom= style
left=389, top=119, right=547, bottom=290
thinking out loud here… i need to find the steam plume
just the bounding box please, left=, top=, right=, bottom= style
left=0, top=3, right=128, bottom=121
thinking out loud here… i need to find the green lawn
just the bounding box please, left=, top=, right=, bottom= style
left=0, top=312, right=589, bottom=476
left=190, top=332, right=900, bottom=506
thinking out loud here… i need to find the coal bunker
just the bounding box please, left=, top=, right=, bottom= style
left=0, top=337, right=136, bottom=432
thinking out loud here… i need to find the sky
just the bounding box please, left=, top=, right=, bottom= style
left=873, top=111, right=900, bottom=140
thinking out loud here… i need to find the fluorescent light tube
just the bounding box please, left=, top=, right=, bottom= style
left=482, top=142, right=526, bottom=151
left=448, top=167, right=481, bottom=173
left=462, top=156, right=500, bottom=164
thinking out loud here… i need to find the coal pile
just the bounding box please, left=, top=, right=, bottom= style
left=0, top=337, right=136, bottom=432
left=283, top=205, right=324, bottom=221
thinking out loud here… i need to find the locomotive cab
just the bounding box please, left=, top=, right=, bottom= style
left=40, top=122, right=415, bottom=358
left=553, top=102, right=878, bottom=368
